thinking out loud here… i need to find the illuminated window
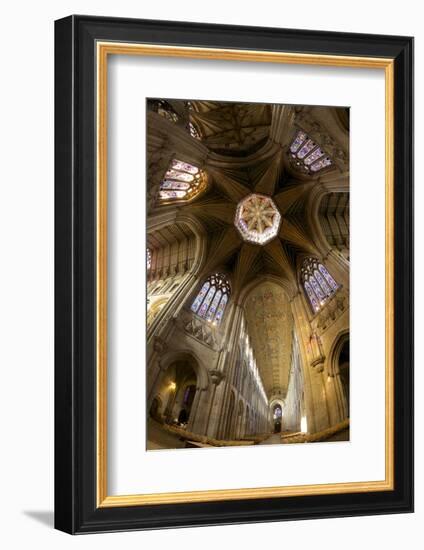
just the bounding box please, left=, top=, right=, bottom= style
left=289, top=130, right=332, bottom=173
left=147, top=248, right=152, bottom=270
left=158, top=159, right=207, bottom=203
left=188, top=121, right=201, bottom=140
left=300, top=257, right=339, bottom=312
left=190, top=273, right=231, bottom=325
left=234, top=193, right=281, bottom=245
left=156, top=100, right=179, bottom=123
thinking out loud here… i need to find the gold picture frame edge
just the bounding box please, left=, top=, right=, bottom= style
left=96, top=41, right=395, bottom=508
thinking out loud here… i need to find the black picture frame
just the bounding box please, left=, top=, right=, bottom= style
left=55, top=15, right=414, bottom=534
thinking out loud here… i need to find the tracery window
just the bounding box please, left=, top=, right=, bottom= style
left=289, top=130, right=333, bottom=173
left=152, top=100, right=202, bottom=140
left=190, top=273, right=231, bottom=325
left=188, top=121, right=201, bottom=140
left=156, top=100, right=179, bottom=123
left=300, top=257, right=339, bottom=312
left=147, top=248, right=152, bottom=270
left=158, top=159, right=207, bottom=203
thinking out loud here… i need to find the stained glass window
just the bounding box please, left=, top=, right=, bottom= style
left=300, top=257, right=339, bottom=312
left=156, top=100, right=179, bottom=123
left=190, top=273, right=231, bottom=325
left=158, top=159, right=207, bottom=203
left=319, top=263, right=338, bottom=290
left=190, top=282, right=210, bottom=313
left=198, top=286, right=216, bottom=318
left=152, top=100, right=202, bottom=139
left=289, top=130, right=333, bottom=174
left=215, top=293, right=228, bottom=324
left=188, top=121, right=201, bottom=140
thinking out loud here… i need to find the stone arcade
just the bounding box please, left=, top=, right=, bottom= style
left=146, top=99, right=349, bottom=449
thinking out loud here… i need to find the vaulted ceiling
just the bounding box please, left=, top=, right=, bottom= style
left=244, top=281, right=293, bottom=398
left=147, top=99, right=349, bottom=397
left=147, top=100, right=349, bottom=298
left=189, top=100, right=272, bottom=156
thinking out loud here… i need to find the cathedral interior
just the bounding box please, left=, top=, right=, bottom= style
left=146, top=99, right=350, bottom=450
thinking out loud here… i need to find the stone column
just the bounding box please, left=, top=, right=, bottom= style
left=146, top=338, right=168, bottom=409
left=188, top=388, right=209, bottom=434
left=186, top=387, right=202, bottom=433
left=204, top=369, right=225, bottom=438
left=290, top=293, right=331, bottom=433
left=214, top=303, right=244, bottom=439
left=323, top=248, right=349, bottom=287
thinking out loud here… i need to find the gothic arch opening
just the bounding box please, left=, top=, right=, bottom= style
left=273, top=404, right=282, bottom=433
left=162, top=361, right=198, bottom=426
left=329, top=332, right=350, bottom=422
left=338, top=338, right=350, bottom=412
left=149, top=395, right=162, bottom=421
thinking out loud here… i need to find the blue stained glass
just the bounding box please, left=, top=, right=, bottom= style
left=161, top=180, right=191, bottom=190
left=301, top=258, right=340, bottom=312
left=190, top=273, right=230, bottom=324
left=191, top=282, right=210, bottom=313
left=304, top=147, right=324, bottom=166
left=310, top=157, right=332, bottom=172
left=319, top=264, right=338, bottom=290
left=164, top=169, right=194, bottom=182
left=206, top=290, right=222, bottom=322
left=304, top=281, right=319, bottom=311
left=314, top=269, right=331, bottom=296
left=310, top=276, right=325, bottom=301
left=297, top=139, right=316, bottom=159
left=198, top=286, right=216, bottom=318
left=171, top=160, right=199, bottom=174
left=290, top=131, right=307, bottom=153
left=215, top=293, right=228, bottom=324
left=159, top=190, right=187, bottom=200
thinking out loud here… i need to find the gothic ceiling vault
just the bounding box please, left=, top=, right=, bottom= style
left=147, top=99, right=349, bottom=397
left=244, top=281, right=294, bottom=398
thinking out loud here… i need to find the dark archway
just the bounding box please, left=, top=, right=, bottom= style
left=163, top=361, right=198, bottom=426
left=273, top=404, right=282, bottom=433
left=149, top=396, right=162, bottom=421
left=338, top=339, right=350, bottom=412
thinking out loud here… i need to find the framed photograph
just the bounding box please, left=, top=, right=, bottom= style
left=54, top=15, right=413, bottom=533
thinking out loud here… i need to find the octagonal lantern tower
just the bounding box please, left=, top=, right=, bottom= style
left=234, top=193, right=282, bottom=245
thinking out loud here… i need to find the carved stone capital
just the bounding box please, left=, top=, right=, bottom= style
left=153, top=336, right=167, bottom=355
left=310, top=355, right=325, bottom=373
left=209, top=369, right=225, bottom=386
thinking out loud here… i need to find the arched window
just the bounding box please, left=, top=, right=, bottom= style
left=190, top=273, right=231, bottom=325
left=155, top=100, right=179, bottom=123
left=188, top=121, right=201, bottom=140
left=158, top=159, right=207, bottom=203
left=300, top=257, right=339, bottom=312
left=289, top=130, right=332, bottom=173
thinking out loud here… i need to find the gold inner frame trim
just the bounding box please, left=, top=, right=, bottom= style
left=96, top=41, right=395, bottom=508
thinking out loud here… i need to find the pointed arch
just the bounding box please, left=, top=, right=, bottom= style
left=190, top=272, right=231, bottom=325
left=157, top=159, right=207, bottom=204
left=300, top=257, right=339, bottom=313
left=158, top=349, right=209, bottom=391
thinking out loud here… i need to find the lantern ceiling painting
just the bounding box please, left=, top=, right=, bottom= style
left=235, top=193, right=282, bottom=246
